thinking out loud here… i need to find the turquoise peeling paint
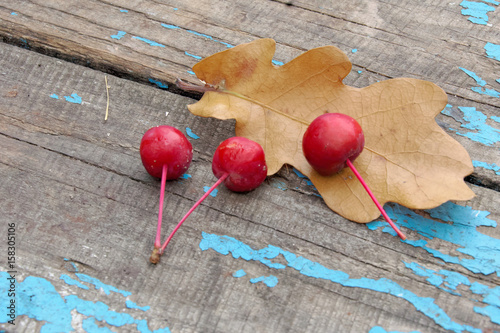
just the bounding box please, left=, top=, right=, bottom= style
left=64, top=258, right=79, bottom=272
left=404, top=262, right=500, bottom=324
left=270, top=179, right=288, bottom=191
left=64, top=93, right=82, bottom=104
left=82, top=317, right=114, bottom=332
left=292, top=168, right=314, bottom=186
left=180, top=174, right=192, bottom=180
left=161, top=24, right=284, bottom=65
left=75, top=273, right=131, bottom=296
left=459, top=67, right=487, bottom=86
left=459, top=67, right=500, bottom=98
left=148, top=78, right=168, bottom=89
left=250, top=275, right=279, bottom=287
left=126, top=300, right=151, bottom=311
left=441, top=104, right=500, bottom=146
left=460, top=0, right=496, bottom=25
left=185, top=127, right=200, bottom=139
left=473, top=160, right=500, bottom=175
left=199, top=232, right=480, bottom=332
left=485, top=42, right=500, bottom=61
left=0, top=272, right=171, bottom=332
left=203, top=186, right=218, bottom=197
left=162, top=24, right=180, bottom=30
left=65, top=295, right=169, bottom=332
left=233, top=269, right=247, bottom=278
left=185, top=51, right=202, bottom=60
left=132, top=36, right=165, bottom=47
left=60, top=274, right=89, bottom=290
left=369, top=327, right=421, bottom=333
left=111, top=31, right=127, bottom=40
left=161, top=23, right=234, bottom=49
left=368, top=202, right=500, bottom=277
left=471, top=86, right=500, bottom=98
left=50, top=93, right=59, bottom=99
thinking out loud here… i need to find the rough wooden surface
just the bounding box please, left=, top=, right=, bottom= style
left=0, top=1, right=499, bottom=332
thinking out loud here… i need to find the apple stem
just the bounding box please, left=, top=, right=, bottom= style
left=346, top=159, right=407, bottom=240
left=159, top=172, right=230, bottom=254
left=150, top=164, right=168, bottom=264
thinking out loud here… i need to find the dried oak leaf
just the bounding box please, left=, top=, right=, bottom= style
left=188, top=38, right=474, bottom=222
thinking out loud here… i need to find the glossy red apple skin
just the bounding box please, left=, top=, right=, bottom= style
left=212, top=137, right=267, bottom=192
left=140, top=126, right=193, bottom=179
left=302, top=113, right=365, bottom=176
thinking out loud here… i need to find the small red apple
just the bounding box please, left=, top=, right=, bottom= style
left=302, top=113, right=364, bottom=176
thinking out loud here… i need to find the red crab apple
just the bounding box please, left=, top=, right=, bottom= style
left=140, top=125, right=193, bottom=263
left=302, top=113, right=406, bottom=240
left=158, top=137, right=267, bottom=255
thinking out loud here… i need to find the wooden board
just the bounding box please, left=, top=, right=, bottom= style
left=0, top=0, right=499, bottom=332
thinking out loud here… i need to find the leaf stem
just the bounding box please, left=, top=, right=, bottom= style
left=159, top=173, right=230, bottom=254
left=346, top=159, right=407, bottom=240
left=150, top=164, right=168, bottom=264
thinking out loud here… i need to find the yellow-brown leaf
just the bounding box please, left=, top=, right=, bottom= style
left=188, top=38, right=474, bottom=222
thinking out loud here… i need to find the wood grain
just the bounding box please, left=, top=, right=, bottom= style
left=0, top=1, right=499, bottom=332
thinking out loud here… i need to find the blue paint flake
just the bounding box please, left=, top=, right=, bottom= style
left=485, top=42, right=500, bottom=61
left=161, top=24, right=235, bottom=49
left=369, top=327, right=421, bottom=333
left=203, top=186, right=218, bottom=197
left=180, top=174, right=192, bottom=180
left=120, top=9, right=128, bottom=13
left=187, top=70, right=195, bottom=75
left=64, top=93, right=82, bottom=104
left=250, top=275, right=279, bottom=287
left=50, top=93, right=59, bottom=99
left=233, top=269, right=247, bottom=278
left=76, top=273, right=132, bottom=297
left=368, top=202, right=500, bottom=276
left=11, top=12, right=17, bottom=16
left=148, top=78, right=168, bottom=89
left=471, top=86, right=500, bottom=98
left=185, top=127, right=200, bottom=139
left=292, top=168, right=314, bottom=186
left=459, top=67, right=487, bottom=86
left=474, top=306, right=500, bottom=325
left=270, top=179, right=287, bottom=191
left=82, top=317, right=115, bottom=332
left=199, top=232, right=481, bottom=332
left=60, top=274, right=89, bottom=290
left=459, top=0, right=496, bottom=25
left=473, top=160, right=500, bottom=175
left=405, top=262, right=500, bottom=324
left=161, top=24, right=180, bottom=30
left=185, top=52, right=202, bottom=60
left=351, top=48, right=358, bottom=53
left=125, top=300, right=151, bottom=312
left=441, top=104, right=500, bottom=146
left=132, top=36, right=165, bottom=47
left=0, top=272, right=171, bottom=332
left=111, top=31, right=127, bottom=40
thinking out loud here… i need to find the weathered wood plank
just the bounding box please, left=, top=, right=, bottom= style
left=1, top=0, right=498, bottom=191
left=1, top=42, right=499, bottom=332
